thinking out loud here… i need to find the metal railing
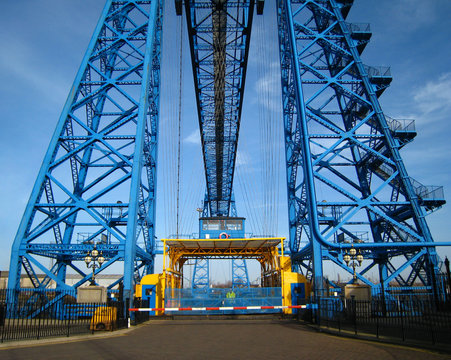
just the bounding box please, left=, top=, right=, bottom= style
left=409, top=177, right=445, bottom=201
left=0, top=289, right=126, bottom=343
left=365, top=65, right=391, bottom=78
left=308, top=297, right=451, bottom=346
left=375, top=163, right=445, bottom=202
left=385, top=116, right=416, bottom=133
left=346, top=22, right=371, bottom=33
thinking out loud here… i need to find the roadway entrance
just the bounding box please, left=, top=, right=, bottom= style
left=164, top=287, right=282, bottom=315
left=135, top=237, right=311, bottom=315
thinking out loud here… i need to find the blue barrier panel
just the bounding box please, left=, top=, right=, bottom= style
left=165, top=287, right=282, bottom=315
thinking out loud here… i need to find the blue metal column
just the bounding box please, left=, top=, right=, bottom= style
left=123, top=0, right=161, bottom=301
left=232, top=259, right=250, bottom=288
left=277, top=0, right=445, bottom=297
left=192, top=259, right=210, bottom=289
left=8, top=0, right=163, bottom=302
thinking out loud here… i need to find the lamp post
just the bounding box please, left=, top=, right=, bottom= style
left=84, top=245, right=105, bottom=286
left=343, top=246, right=363, bottom=283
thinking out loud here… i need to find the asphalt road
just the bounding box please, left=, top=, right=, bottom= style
left=0, top=319, right=448, bottom=359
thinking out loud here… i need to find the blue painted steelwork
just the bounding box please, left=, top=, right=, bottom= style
left=183, top=0, right=257, bottom=216
left=8, top=0, right=163, bottom=302
left=192, top=259, right=210, bottom=288
left=141, top=284, right=157, bottom=315
left=232, top=259, right=250, bottom=288
left=199, top=217, right=246, bottom=239
left=201, top=190, right=238, bottom=217
left=193, top=192, right=246, bottom=288
left=277, top=0, right=446, bottom=297
left=193, top=191, right=210, bottom=288
left=291, top=283, right=306, bottom=314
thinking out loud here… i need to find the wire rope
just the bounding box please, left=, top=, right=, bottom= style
left=160, top=6, right=176, bottom=238
left=255, top=6, right=282, bottom=237
left=160, top=9, right=183, bottom=238
left=176, top=14, right=183, bottom=238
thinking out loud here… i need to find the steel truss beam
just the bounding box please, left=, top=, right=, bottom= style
left=192, top=258, right=210, bottom=288
left=8, top=0, right=163, bottom=301
left=184, top=0, right=256, bottom=216
left=277, top=0, right=445, bottom=296
left=232, top=258, right=250, bottom=288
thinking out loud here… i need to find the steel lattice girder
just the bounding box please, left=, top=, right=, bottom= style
left=184, top=0, right=256, bottom=216
left=277, top=0, right=445, bottom=294
left=8, top=0, right=163, bottom=301
left=232, top=259, right=250, bottom=288
left=192, top=258, right=210, bottom=288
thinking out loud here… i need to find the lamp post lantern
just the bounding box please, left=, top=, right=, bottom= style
left=84, top=245, right=105, bottom=285
left=343, top=245, right=363, bottom=283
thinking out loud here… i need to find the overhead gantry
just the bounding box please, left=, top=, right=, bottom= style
left=182, top=0, right=259, bottom=216
left=163, top=237, right=283, bottom=286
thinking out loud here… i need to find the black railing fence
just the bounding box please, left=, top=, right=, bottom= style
left=132, top=298, right=150, bottom=325
left=0, top=289, right=127, bottom=343
left=308, top=297, right=451, bottom=346
left=3, top=288, right=451, bottom=346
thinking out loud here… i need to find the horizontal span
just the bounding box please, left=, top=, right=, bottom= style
left=129, top=305, right=306, bottom=312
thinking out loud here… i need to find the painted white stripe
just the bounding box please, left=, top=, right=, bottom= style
left=129, top=305, right=307, bottom=312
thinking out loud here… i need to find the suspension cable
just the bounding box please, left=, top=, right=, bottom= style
left=176, top=15, right=183, bottom=238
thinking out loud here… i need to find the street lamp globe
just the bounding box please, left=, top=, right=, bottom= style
left=343, top=254, right=351, bottom=264
left=357, top=254, right=364, bottom=264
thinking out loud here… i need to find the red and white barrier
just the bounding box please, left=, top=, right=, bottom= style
left=129, top=305, right=306, bottom=312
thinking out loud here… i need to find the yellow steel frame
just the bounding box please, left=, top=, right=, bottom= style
left=141, top=237, right=310, bottom=315
left=162, top=237, right=285, bottom=287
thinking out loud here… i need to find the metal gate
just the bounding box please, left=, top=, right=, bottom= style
left=164, top=287, right=282, bottom=315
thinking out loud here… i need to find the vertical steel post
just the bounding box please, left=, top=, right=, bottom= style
left=281, top=0, right=324, bottom=297
left=8, top=1, right=163, bottom=306
left=124, top=0, right=160, bottom=301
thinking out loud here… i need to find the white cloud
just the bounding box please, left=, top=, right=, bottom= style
left=254, top=62, right=282, bottom=112
left=184, top=129, right=201, bottom=145
left=236, top=150, right=250, bottom=167
left=413, top=72, right=451, bottom=117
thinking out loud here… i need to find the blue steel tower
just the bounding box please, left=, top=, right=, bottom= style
left=8, top=0, right=163, bottom=301
left=8, top=0, right=447, bottom=305
left=277, top=0, right=445, bottom=297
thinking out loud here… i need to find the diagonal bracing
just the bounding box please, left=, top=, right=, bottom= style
left=277, top=0, right=445, bottom=296
left=8, top=0, right=163, bottom=301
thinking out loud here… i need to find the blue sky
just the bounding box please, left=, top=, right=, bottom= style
left=0, top=0, right=450, bottom=283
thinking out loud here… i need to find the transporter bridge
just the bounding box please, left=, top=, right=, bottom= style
left=7, top=0, right=450, bottom=319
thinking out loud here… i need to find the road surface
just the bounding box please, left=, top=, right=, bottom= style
left=0, top=319, right=448, bottom=359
